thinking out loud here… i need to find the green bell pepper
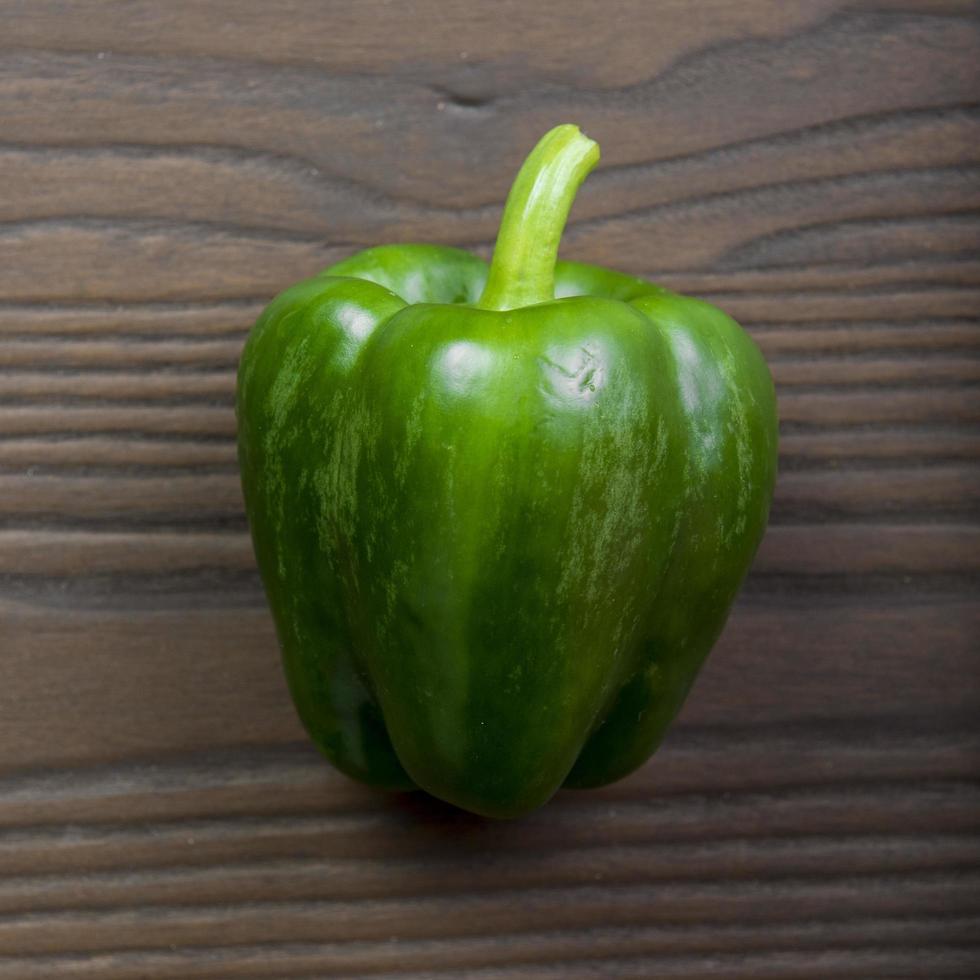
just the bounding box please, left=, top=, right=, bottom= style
left=237, top=125, right=777, bottom=818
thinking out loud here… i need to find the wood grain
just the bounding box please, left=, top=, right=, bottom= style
left=1, top=0, right=978, bottom=976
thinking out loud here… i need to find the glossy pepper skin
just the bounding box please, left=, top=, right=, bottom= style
left=237, top=126, right=777, bottom=817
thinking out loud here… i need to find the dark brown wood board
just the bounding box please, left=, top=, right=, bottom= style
left=1, top=1, right=978, bottom=976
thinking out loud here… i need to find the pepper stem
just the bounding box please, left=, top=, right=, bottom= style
left=476, top=124, right=600, bottom=311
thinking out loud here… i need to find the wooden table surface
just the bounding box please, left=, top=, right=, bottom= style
left=2, top=2, right=979, bottom=977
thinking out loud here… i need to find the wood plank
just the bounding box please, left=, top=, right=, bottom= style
left=2, top=308, right=977, bottom=356
left=1, top=941, right=978, bottom=980
left=776, top=389, right=979, bottom=425
left=0, top=339, right=242, bottom=368
left=0, top=437, right=241, bottom=470
left=0, top=372, right=236, bottom=402
left=1, top=8, right=976, bottom=207
left=778, top=429, right=980, bottom=463
left=772, top=467, right=980, bottom=519
left=2, top=727, right=977, bottom=834
left=0, top=474, right=244, bottom=518
left=1, top=598, right=976, bottom=773
left=0, top=1, right=919, bottom=88
left=0, top=18, right=974, bottom=304
left=3, top=357, right=979, bottom=401
left=1, top=112, right=977, bottom=244
left=756, top=524, right=980, bottom=574
left=0, top=872, right=977, bottom=957
left=1, top=208, right=976, bottom=305
left=3, top=428, right=978, bottom=474
left=0, top=303, right=260, bottom=339
left=704, top=289, right=980, bottom=325
left=3, top=524, right=977, bottom=577
left=0, top=406, right=236, bottom=437
left=771, top=357, right=980, bottom=386
left=0, top=223, right=345, bottom=303
left=4, top=830, right=978, bottom=915
left=0, top=391, right=975, bottom=444
left=0, top=466, right=976, bottom=524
